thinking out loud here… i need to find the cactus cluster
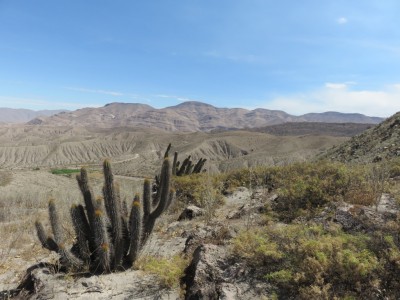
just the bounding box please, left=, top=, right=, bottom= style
left=35, top=157, right=173, bottom=273
left=163, top=143, right=207, bottom=177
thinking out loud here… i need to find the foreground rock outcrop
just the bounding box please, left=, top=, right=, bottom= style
left=183, top=244, right=269, bottom=300
left=14, top=265, right=180, bottom=300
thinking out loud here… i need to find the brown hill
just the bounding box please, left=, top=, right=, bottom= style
left=322, top=111, right=400, bottom=163
left=26, top=101, right=384, bottom=131
left=301, top=111, right=382, bottom=123
left=247, top=122, right=375, bottom=137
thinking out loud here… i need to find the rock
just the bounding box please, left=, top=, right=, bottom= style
left=178, top=206, right=205, bottom=221
left=334, top=206, right=365, bottom=231
left=226, top=193, right=277, bottom=220
left=332, top=194, right=399, bottom=232
left=183, top=244, right=271, bottom=299
left=183, top=244, right=225, bottom=300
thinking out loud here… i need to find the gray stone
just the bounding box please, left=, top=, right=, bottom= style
left=178, top=206, right=205, bottom=221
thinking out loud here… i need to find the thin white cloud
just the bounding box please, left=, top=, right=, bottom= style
left=65, top=87, right=124, bottom=96
left=337, top=17, right=348, bottom=25
left=264, top=83, right=400, bottom=117
left=325, top=83, right=347, bottom=89
left=154, top=94, right=201, bottom=103
left=0, top=96, right=101, bottom=110
left=203, top=50, right=270, bottom=64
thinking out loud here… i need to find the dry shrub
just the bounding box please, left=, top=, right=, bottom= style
left=173, top=173, right=224, bottom=213
left=221, top=166, right=271, bottom=193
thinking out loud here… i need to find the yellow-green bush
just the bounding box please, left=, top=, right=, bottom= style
left=135, top=254, right=188, bottom=288
left=231, top=228, right=283, bottom=266
left=269, top=162, right=352, bottom=221
left=232, top=224, right=383, bottom=299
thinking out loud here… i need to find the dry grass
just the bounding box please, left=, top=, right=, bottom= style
left=0, top=168, right=144, bottom=289
left=0, top=171, right=12, bottom=187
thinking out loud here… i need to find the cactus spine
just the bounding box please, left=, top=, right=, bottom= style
left=93, top=197, right=111, bottom=272
left=35, top=156, right=172, bottom=274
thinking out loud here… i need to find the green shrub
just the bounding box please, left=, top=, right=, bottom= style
left=265, top=269, right=293, bottom=284
left=51, top=168, right=81, bottom=175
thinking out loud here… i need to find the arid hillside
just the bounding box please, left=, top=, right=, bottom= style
left=322, top=111, right=400, bottom=163
left=27, top=101, right=384, bottom=131
left=0, top=124, right=352, bottom=175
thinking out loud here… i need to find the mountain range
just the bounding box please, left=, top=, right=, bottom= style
left=0, top=108, right=66, bottom=124
left=1, top=101, right=385, bottom=131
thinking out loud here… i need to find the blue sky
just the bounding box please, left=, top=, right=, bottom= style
left=1, top=0, right=400, bottom=117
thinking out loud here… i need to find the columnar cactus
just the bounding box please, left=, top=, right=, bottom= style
left=163, top=143, right=207, bottom=176
left=35, top=157, right=172, bottom=273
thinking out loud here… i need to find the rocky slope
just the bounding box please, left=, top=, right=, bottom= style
left=322, top=111, right=400, bottom=163
left=27, top=101, right=384, bottom=132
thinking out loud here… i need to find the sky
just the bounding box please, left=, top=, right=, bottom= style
left=1, top=0, right=400, bottom=117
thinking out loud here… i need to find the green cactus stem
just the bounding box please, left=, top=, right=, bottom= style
left=128, top=194, right=142, bottom=264
left=102, top=160, right=123, bottom=268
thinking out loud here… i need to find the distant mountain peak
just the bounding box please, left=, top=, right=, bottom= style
left=104, top=102, right=153, bottom=108
left=173, top=101, right=216, bottom=108
left=0, top=108, right=67, bottom=124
